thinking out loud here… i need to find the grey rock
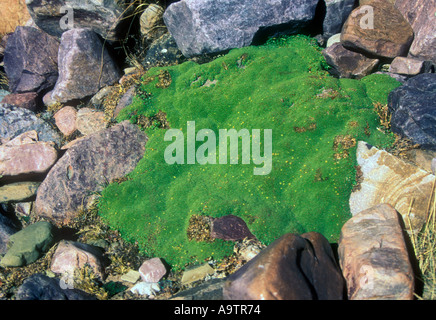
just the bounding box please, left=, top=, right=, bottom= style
left=0, top=213, right=20, bottom=255
left=3, top=26, right=59, bottom=94
left=0, top=104, right=62, bottom=147
left=163, top=0, right=319, bottom=57
left=143, top=33, right=185, bottom=68
left=323, top=0, right=356, bottom=38
left=48, top=28, right=121, bottom=104
left=15, top=273, right=97, bottom=300
left=171, top=278, right=226, bottom=300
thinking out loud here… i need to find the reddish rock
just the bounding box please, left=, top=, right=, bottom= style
left=341, top=0, right=414, bottom=59
left=1, top=92, right=39, bottom=111
left=50, top=240, right=106, bottom=280
left=138, top=258, right=167, bottom=283
left=338, top=204, right=414, bottom=300
left=223, top=232, right=345, bottom=300
left=54, top=106, right=77, bottom=137
left=211, top=215, right=255, bottom=241
left=34, top=121, right=148, bottom=225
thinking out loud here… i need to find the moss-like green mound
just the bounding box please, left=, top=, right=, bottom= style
left=98, top=36, right=401, bottom=270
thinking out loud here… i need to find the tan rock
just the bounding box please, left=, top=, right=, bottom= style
left=0, top=181, right=40, bottom=202
left=181, top=263, right=215, bottom=286
left=389, top=57, right=432, bottom=76
left=54, top=106, right=77, bottom=137
left=0, top=0, right=30, bottom=34
left=338, top=204, right=414, bottom=300
left=140, top=4, right=165, bottom=40
left=350, top=141, right=435, bottom=233
left=76, top=108, right=107, bottom=136
left=341, top=0, right=414, bottom=59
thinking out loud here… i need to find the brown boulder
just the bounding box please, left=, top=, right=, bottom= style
left=341, top=0, right=414, bottom=59
left=211, top=215, right=255, bottom=241
left=34, top=121, right=148, bottom=225
left=223, top=232, right=345, bottom=300
left=338, top=204, right=414, bottom=300
left=1, top=92, right=39, bottom=112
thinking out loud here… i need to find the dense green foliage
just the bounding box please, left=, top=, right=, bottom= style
left=98, top=36, right=401, bottom=269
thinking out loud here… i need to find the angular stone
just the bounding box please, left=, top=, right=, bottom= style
left=54, top=106, right=77, bottom=137
left=1, top=92, right=39, bottom=112
left=388, top=74, right=436, bottom=149
left=389, top=57, right=434, bottom=76
left=114, top=86, right=135, bottom=118
left=120, top=270, right=141, bottom=284
left=76, top=107, right=107, bottom=136
left=395, top=0, right=436, bottom=64
left=25, top=0, right=131, bottom=41
left=339, top=204, right=414, bottom=300
left=323, top=0, right=356, bottom=38
left=0, top=213, right=20, bottom=254
left=0, top=181, right=40, bottom=203
left=15, top=273, right=97, bottom=300
left=50, top=240, right=106, bottom=280
left=163, top=0, right=319, bottom=57
left=341, top=0, right=414, bottom=59
left=0, top=221, right=54, bottom=267
left=138, top=258, right=167, bottom=283
left=0, top=104, right=62, bottom=147
left=34, top=121, right=148, bottom=225
left=211, top=215, right=255, bottom=241
left=350, top=141, right=435, bottom=233
left=181, top=263, right=215, bottom=286
left=3, top=26, right=59, bottom=94
left=48, top=28, right=121, bottom=104
left=0, top=141, right=58, bottom=177
left=140, top=4, right=165, bottom=40
left=223, top=232, right=345, bottom=300
left=323, top=42, right=379, bottom=79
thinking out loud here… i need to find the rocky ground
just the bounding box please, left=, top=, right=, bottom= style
left=0, top=0, right=436, bottom=300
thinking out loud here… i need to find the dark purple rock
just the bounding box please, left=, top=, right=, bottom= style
left=211, top=215, right=255, bottom=241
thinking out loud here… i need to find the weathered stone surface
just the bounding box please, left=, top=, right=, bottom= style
left=223, top=232, right=345, bottom=300
left=341, top=0, right=414, bottom=59
left=0, top=181, right=40, bottom=203
left=323, top=42, right=379, bottom=79
left=0, top=104, right=62, bottom=147
left=140, top=4, right=165, bottom=41
left=114, top=86, right=135, bottom=118
left=142, top=33, right=185, bottom=68
left=48, top=28, right=121, bottom=104
left=323, top=0, right=356, bottom=38
left=339, top=204, right=414, bottom=300
left=50, top=240, right=106, bottom=280
left=0, top=221, right=54, bottom=267
left=15, top=273, right=97, bottom=300
left=0, top=140, right=58, bottom=177
left=120, top=270, right=141, bottom=284
left=171, top=278, right=226, bottom=300
left=0, top=0, right=31, bottom=35
left=34, top=121, right=148, bottom=225
left=138, top=258, right=167, bottom=283
left=0, top=213, right=20, bottom=254
left=3, top=26, right=59, bottom=94
left=350, top=141, right=435, bottom=233
left=1, top=92, right=39, bottom=112
left=403, top=149, right=436, bottom=174
left=163, top=0, right=319, bottom=57
left=388, top=74, right=436, bottom=149
left=211, top=215, right=255, bottom=241
left=389, top=57, right=434, bottom=76
left=54, top=106, right=77, bottom=137
left=395, top=0, right=436, bottom=64
left=181, top=263, right=215, bottom=286
left=25, top=0, right=131, bottom=41
left=76, top=107, right=107, bottom=136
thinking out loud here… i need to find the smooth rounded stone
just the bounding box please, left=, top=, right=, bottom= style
left=15, top=273, right=97, bottom=300
left=1, top=92, right=39, bottom=112
left=54, top=106, right=77, bottom=137
left=181, top=263, right=215, bottom=286
left=163, top=0, right=319, bottom=57
left=223, top=232, right=345, bottom=300
left=138, top=257, right=167, bottom=283
left=341, top=0, right=414, bottom=59
left=210, top=215, right=255, bottom=241
left=0, top=141, right=58, bottom=177
left=3, top=26, right=59, bottom=94
left=339, top=204, right=414, bottom=300
left=0, top=181, right=40, bottom=203
left=50, top=240, right=106, bottom=280
left=130, top=282, right=160, bottom=296
left=395, top=0, right=436, bottom=64
left=25, top=0, right=132, bottom=41
left=322, top=42, right=379, bottom=79
left=389, top=57, right=434, bottom=76
left=48, top=28, right=121, bottom=104
left=0, top=104, right=62, bottom=147
left=326, top=33, right=341, bottom=48
left=0, top=221, right=55, bottom=267
left=76, top=108, right=107, bottom=136
left=34, top=121, right=148, bottom=225
left=350, top=141, right=435, bottom=234
left=0, top=213, right=20, bottom=254
left=388, top=73, right=436, bottom=149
